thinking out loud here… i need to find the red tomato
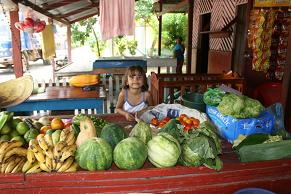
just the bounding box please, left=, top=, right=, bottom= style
left=151, top=118, right=159, bottom=126
left=64, top=122, right=72, bottom=129
left=164, top=116, right=171, bottom=122
left=185, top=119, right=193, bottom=126
left=193, top=119, right=200, bottom=128
left=179, top=114, right=187, bottom=119
left=183, top=124, right=192, bottom=132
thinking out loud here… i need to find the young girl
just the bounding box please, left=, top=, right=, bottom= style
left=116, top=66, right=153, bottom=121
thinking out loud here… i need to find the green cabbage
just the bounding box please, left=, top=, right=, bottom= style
left=217, top=93, right=264, bottom=118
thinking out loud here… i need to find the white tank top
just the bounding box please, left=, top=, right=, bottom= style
left=123, top=90, right=148, bottom=113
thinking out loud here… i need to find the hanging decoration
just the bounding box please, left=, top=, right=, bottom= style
left=14, top=8, right=46, bottom=34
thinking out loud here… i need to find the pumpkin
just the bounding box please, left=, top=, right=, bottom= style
left=129, top=121, right=152, bottom=144
left=75, top=137, right=112, bottom=171
left=68, top=75, right=99, bottom=87
left=100, top=123, right=126, bottom=149
left=147, top=132, right=181, bottom=168
left=113, top=137, right=147, bottom=170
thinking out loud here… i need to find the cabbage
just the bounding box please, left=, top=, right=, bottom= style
left=217, top=93, right=264, bottom=118
left=180, top=135, right=223, bottom=170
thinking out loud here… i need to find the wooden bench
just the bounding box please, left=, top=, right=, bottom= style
left=150, top=72, right=245, bottom=105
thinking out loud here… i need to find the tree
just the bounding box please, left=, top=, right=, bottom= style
left=71, top=17, right=105, bottom=57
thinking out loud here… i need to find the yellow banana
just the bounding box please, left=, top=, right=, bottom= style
left=37, top=135, right=49, bottom=152
left=55, top=161, right=63, bottom=171
left=34, top=151, right=46, bottom=163
left=0, top=140, right=8, bottom=148
left=65, top=132, right=76, bottom=146
left=11, top=157, right=26, bottom=173
left=1, top=155, right=16, bottom=173
left=27, top=148, right=36, bottom=163
left=60, top=128, right=71, bottom=142
left=44, top=134, right=54, bottom=147
left=39, top=161, right=51, bottom=172
left=3, top=147, right=27, bottom=162
left=29, top=139, right=43, bottom=153
left=6, top=140, right=24, bottom=151
left=22, top=160, right=34, bottom=173
left=0, top=141, right=10, bottom=153
left=26, top=162, right=41, bottom=174
left=59, top=144, right=77, bottom=163
left=64, top=162, right=78, bottom=173
left=44, top=148, right=54, bottom=159
left=45, top=156, right=52, bottom=171
left=57, top=157, right=74, bottom=172
left=52, top=158, right=57, bottom=171
left=5, top=157, right=22, bottom=173
left=53, top=141, right=67, bottom=161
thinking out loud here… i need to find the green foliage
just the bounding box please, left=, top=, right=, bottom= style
left=162, top=13, right=188, bottom=50
left=127, top=40, right=138, bottom=55
left=71, top=17, right=105, bottom=57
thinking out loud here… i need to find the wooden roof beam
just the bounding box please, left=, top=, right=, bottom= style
left=156, top=0, right=188, bottom=16
left=41, top=0, right=83, bottom=11
left=69, top=12, right=98, bottom=24
left=17, top=0, right=70, bottom=25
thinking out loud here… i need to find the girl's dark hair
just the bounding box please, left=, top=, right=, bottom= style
left=123, top=65, right=148, bottom=91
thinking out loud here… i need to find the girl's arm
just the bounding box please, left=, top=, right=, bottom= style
left=115, top=90, right=135, bottom=121
left=145, top=91, right=154, bottom=106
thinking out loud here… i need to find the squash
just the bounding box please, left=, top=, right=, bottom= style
left=76, top=117, right=97, bottom=147
left=68, top=74, right=99, bottom=87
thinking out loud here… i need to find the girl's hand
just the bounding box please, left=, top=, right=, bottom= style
left=125, top=112, right=135, bottom=121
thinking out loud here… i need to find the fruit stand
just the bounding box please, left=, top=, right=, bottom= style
left=0, top=113, right=291, bottom=193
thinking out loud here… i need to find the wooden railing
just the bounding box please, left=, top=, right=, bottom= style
left=150, top=72, right=245, bottom=105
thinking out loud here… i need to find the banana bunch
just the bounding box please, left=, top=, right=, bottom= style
left=23, top=127, right=78, bottom=173
left=0, top=140, right=27, bottom=173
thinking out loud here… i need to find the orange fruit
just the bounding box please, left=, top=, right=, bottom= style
left=40, top=125, right=51, bottom=134
left=51, top=118, right=64, bottom=130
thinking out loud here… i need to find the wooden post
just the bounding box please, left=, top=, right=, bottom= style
left=282, top=18, right=291, bottom=131
left=158, top=1, right=162, bottom=74
left=187, top=0, right=194, bottom=74
left=67, top=24, right=72, bottom=63
left=10, top=10, right=23, bottom=78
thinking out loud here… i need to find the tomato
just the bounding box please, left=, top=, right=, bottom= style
left=159, top=121, right=167, bottom=128
left=193, top=119, right=200, bottom=128
left=185, top=118, right=193, bottom=126
left=179, top=114, right=187, bottom=119
left=151, top=118, right=159, bottom=126
left=183, top=124, right=192, bottom=132
left=163, top=116, right=171, bottom=122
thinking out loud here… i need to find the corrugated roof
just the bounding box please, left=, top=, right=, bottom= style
left=16, top=0, right=99, bottom=25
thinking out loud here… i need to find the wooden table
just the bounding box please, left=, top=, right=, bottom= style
left=6, top=86, right=105, bottom=114
left=1, top=114, right=291, bottom=193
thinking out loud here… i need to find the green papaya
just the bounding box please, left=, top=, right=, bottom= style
left=24, top=128, right=39, bottom=142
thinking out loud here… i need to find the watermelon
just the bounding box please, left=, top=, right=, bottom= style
left=129, top=121, right=152, bottom=144
left=147, top=132, right=181, bottom=168
left=100, top=123, right=126, bottom=149
left=113, top=137, right=147, bottom=170
left=75, top=137, right=112, bottom=171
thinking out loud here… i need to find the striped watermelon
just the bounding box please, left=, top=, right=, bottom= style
left=100, top=123, right=126, bottom=149
left=113, top=137, right=147, bottom=170
left=75, top=137, right=112, bottom=171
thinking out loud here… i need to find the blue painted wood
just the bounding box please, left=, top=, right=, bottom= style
left=7, top=98, right=104, bottom=113
left=93, top=59, right=147, bottom=69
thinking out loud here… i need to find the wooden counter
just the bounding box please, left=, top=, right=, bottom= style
left=1, top=114, right=290, bottom=193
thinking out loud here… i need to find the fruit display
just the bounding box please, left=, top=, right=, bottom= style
left=0, top=110, right=223, bottom=174
left=23, top=127, right=77, bottom=173
left=0, top=140, right=27, bottom=173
